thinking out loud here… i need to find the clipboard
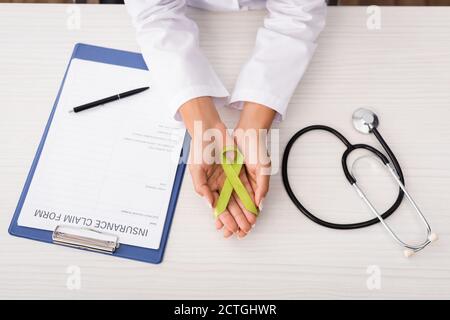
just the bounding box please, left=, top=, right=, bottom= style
left=8, top=43, right=190, bottom=264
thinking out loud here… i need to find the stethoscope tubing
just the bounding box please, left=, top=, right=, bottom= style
left=281, top=125, right=405, bottom=230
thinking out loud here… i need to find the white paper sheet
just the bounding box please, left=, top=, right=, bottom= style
left=17, top=58, right=186, bottom=250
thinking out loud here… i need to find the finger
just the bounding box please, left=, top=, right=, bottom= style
left=189, top=164, right=214, bottom=207
left=211, top=193, right=226, bottom=232
left=215, top=219, right=224, bottom=230
left=255, top=164, right=271, bottom=208
left=227, top=195, right=252, bottom=234
left=237, top=169, right=257, bottom=225
left=223, top=228, right=234, bottom=238
left=236, top=227, right=247, bottom=239
left=233, top=193, right=257, bottom=227
left=213, top=191, right=238, bottom=233
left=219, top=207, right=238, bottom=233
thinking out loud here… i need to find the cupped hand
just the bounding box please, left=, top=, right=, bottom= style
left=233, top=102, right=276, bottom=211
left=232, top=132, right=271, bottom=212
left=187, top=131, right=257, bottom=239
left=216, top=102, right=275, bottom=237
left=179, top=96, right=256, bottom=238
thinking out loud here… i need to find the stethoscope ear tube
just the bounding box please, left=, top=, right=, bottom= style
left=281, top=115, right=437, bottom=256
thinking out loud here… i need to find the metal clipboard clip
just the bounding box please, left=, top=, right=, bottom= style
left=52, top=225, right=120, bottom=254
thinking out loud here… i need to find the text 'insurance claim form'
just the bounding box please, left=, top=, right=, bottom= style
left=17, top=59, right=186, bottom=249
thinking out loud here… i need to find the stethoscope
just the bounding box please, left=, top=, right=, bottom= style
left=281, top=108, right=438, bottom=257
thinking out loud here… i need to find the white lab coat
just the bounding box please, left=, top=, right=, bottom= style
left=125, top=0, right=327, bottom=121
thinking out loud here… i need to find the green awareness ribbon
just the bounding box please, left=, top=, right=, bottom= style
left=214, top=146, right=259, bottom=218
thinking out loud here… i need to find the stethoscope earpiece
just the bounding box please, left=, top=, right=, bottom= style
left=404, top=249, right=415, bottom=258
left=429, top=233, right=439, bottom=243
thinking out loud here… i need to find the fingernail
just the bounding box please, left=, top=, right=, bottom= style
left=252, top=224, right=256, bottom=229
left=258, top=198, right=265, bottom=211
left=204, top=196, right=212, bottom=209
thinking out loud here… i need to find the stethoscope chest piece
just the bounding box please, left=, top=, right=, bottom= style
left=282, top=108, right=438, bottom=257
left=352, top=108, right=379, bottom=134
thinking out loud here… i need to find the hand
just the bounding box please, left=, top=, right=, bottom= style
left=188, top=150, right=257, bottom=238
left=179, top=97, right=256, bottom=238
left=234, top=102, right=275, bottom=211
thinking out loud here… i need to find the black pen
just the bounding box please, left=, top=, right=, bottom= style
left=69, top=86, right=150, bottom=113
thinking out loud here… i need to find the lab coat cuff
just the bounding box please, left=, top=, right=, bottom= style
left=171, top=85, right=230, bottom=121
left=229, top=89, right=286, bottom=122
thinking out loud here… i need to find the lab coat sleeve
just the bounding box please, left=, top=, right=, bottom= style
left=124, top=0, right=229, bottom=120
left=229, top=0, right=327, bottom=120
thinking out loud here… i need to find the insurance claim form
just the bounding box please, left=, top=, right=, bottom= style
left=17, top=58, right=186, bottom=249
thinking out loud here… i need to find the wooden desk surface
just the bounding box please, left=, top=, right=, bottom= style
left=1, top=4, right=449, bottom=299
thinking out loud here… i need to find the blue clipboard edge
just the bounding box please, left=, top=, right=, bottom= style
left=8, top=43, right=190, bottom=264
